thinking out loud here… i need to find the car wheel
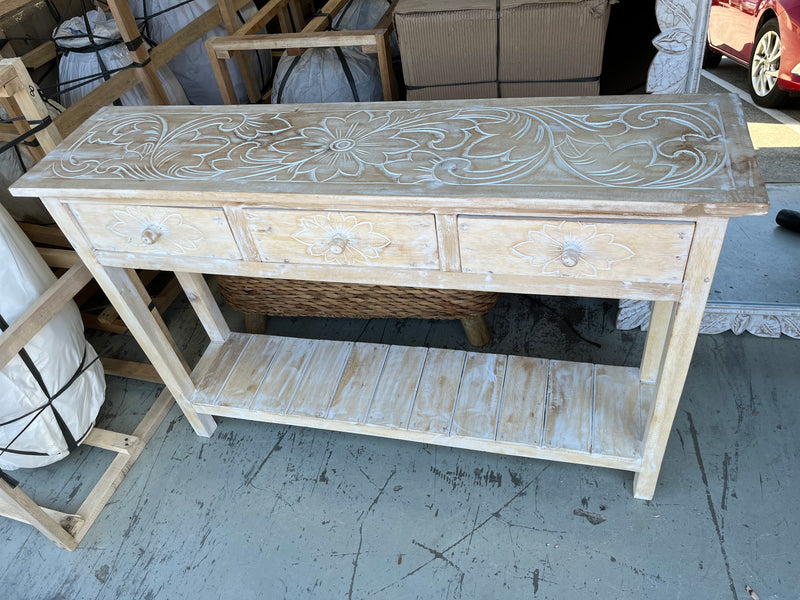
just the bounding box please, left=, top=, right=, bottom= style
left=748, top=18, right=789, bottom=108
left=703, top=44, right=722, bottom=69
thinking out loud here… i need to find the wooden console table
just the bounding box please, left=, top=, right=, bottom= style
left=11, top=94, right=767, bottom=500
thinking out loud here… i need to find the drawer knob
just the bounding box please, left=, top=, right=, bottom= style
left=328, top=235, right=348, bottom=255
left=560, top=243, right=581, bottom=267
left=141, top=226, right=161, bottom=245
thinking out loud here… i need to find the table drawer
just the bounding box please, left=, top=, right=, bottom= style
left=69, top=204, right=242, bottom=260
left=244, top=209, right=440, bottom=269
left=459, top=218, right=693, bottom=283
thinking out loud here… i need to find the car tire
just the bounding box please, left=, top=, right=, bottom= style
left=748, top=18, right=789, bottom=108
left=703, top=44, right=722, bottom=69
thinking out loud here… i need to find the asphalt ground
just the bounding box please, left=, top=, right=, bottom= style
left=699, top=58, right=800, bottom=184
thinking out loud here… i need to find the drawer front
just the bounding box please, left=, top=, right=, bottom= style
left=70, top=204, right=242, bottom=260
left=459, top=218, right=693, bottom=283
left=244, top=210, right=440, bottom=270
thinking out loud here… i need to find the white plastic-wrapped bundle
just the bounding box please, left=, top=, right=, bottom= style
left=332, top=0, right=398, bottom=57
left=0, top=126, right=44, bottom=224
left=0, top=205, right=106, bottom=470
left=0, top=101, right=63, bottom=225
left=53, top=9, right=189, bottom=107
left=272, top=47, right=383, bottom=104
left=129, top=0, right=271, bottom=105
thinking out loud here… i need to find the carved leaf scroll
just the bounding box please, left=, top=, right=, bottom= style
left=53, top=101, right=732, bottom=192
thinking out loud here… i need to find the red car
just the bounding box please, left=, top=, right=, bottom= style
left=706, top=0, right=800, bottom=107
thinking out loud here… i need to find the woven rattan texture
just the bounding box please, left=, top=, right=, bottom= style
left=215, top=276, right=499, bottom=319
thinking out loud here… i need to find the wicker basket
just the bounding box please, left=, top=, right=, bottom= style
left=215, top=275, right=499, bottom=345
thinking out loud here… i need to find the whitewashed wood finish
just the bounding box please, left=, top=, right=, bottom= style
left=13, top=97, right=768, bottom=499
left=44, top=200, right=217, bottom=438
left=216, top=336, right=283, bottom=408
left=249, top=337, right=317, bottom=414
left=289, top=340, right=352, bottom=418
left=459, top=218, right=692, bottom=282
left=70, top=204, right=242, bottom=260
left=174, top=271, right=230, bottom=343
left=496, top=356, right=549, bottom=447
left=13, top=97, right=765, bottom=218
left=639, top=300, right=675, bottom=383
left=326, top=343, right=389, bottom=422
left=634, top=218, right=728, bottom=499
left=593, top=367, right=655, bottom=459
left=542, top=361, right=594, bottom=452
left=244, top=209, right=440, bottom=269
left=365, top=346, right=427, bottom=428
left=409, top=348, right=466, bottom=434
left=190, top=333, right=650, bottom=470
left=451, top=353, right=506, bottom=440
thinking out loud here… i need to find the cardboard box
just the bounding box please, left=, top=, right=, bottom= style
left=407, top=80, right=600, bottom=101
left=395, top=0, right=611, bottom=97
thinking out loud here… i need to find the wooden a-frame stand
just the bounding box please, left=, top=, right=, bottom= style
left=0, top=58, right=171, bottom=551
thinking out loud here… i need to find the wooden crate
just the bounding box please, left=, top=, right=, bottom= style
left=206, top=0, right=398, bottom=103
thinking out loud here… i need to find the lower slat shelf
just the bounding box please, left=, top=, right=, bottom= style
left=191, top=333, right=655, bottom=471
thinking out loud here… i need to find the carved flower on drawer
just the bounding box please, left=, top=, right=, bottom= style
left=510, top=221, right=634, bottom=277
left=291, top=213, right=391, bottom=265
left=108, top=207, right=203, bottom=254
left=271, top=112, right=418, bottom=182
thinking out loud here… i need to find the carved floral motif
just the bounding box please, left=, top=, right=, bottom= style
left=511, top=221, right=634, bottom=277
left=291, top=213, right=391, bottom=265
left=108, top=206, right=203, bottom=254
left=53, top=102, right=732, bottom=191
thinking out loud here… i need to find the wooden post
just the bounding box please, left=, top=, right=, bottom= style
left=633, top=218, right=728, bottom=499
left=639, top=300, right=675, bottom=383
left=42, top=200, right=217, bottom=437
left=105, top=0, right=169, bottom=105
left=174, top=271, right=231, bottom=344
left=219, top=0, right=261, bottom=103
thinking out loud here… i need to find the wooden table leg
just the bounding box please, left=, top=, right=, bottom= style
left=634, top=218, right=728, bottom=499
left=42, top=201, right=217, bottom=438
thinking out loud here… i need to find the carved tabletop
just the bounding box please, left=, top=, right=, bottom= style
left=15, top=94, right=765, bottom=216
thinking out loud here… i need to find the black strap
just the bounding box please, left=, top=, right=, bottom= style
left=0, top=310, right=102, bottom=461
left=0, top=116, right=52, bottom=160
left=312, top=10, right=332, bottom=25
left=0, top=468, right=18, bottom=488
left=276, top=54, right=303, bottom=104
left=335, top=47, right=359, bottom=102
left=125, top=36, right=144, bottom=52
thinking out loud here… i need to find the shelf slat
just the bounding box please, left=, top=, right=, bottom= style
left=192, top=333, right=648, bottom=471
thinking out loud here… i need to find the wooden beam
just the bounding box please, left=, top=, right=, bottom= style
left=100, top=357, right=162, bottom=383
left=210, top=30, right=382, bottom=55
left=0, top=262, right=92, bottom=370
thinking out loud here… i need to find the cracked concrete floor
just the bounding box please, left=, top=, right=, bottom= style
left=1, top=289, right=797, bottom=600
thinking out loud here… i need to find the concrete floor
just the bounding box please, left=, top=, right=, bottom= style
left=1, top=282, right=798, bottom=599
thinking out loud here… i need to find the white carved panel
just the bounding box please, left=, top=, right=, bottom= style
left=50, top=102, right=735, bottom=193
